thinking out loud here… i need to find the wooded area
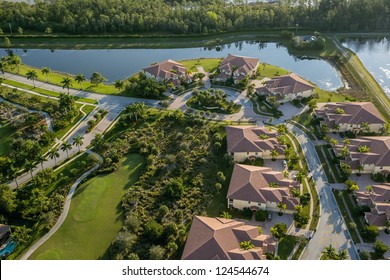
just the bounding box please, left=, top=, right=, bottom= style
left=0, top=0, right=389, bottom=35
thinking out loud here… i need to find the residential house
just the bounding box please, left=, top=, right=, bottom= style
left=226, top=125, right=286, bottom=162
left=256, top=73, right=314, bottom=103
left=227, top=164, right=300, bottom=214
left=315, top=102, right=385, bottom=133
left=0, top=224, right=10, bottom=248
left=215, top=54, right=259, bottom=84
left=333, top=136, right=390, bottom=174
left=181, top=216, right=275, bottom=260
left=143, top=59, right=192, bottom=87
left=355, top=184, right=390, bottom=229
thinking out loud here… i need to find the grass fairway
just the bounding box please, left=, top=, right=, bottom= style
left=0, top=122, right=16, bottom=156
left=29, top=153, right=144, bottom=260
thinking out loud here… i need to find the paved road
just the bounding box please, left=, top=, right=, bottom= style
left=286, top=124, right=359, bottom=260
left=4, top=73, right=358, bottom=259
left=4, top=73, right=160, bottom=188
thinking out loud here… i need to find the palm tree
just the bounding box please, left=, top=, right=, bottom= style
left=10, top=55, right=21, bottom=74
left=0, top=60, right=6, bottom=78
left=342, top=138, right=350, bottom=146
left=25, top=160, right=35, bottom=179
left=48, top=147, right=60, bottom=166
left=36, top=154, right=47, bottom=171
left=270, top=149, right=279, bottom=161
left=114, top=80, right=124, bottom=92
left=41, top=67, right=50, bottom=82
left=73, top=135, right=84, bottom=152
left=295, top=171, right=305, bottom=183
left=220, top=212, right=232, bottom=219
left=365, top=185, right=373, bottom=193
left=338, top=249, right=348, bottom=260
left=61, top=77, right=73, bottom=93
left=277, top=202, right=287, bottom=215
left=61, top=141, right=72, bottom=158
left=75, top=74, right=86, bottom=90
left=26, top=70, right=38, bottom=87
left=277, top=124, right=287, bottom=134
left=321, top=245, right=338, bottom=260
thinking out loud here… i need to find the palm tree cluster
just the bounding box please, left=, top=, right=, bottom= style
left=321, top=245, right=348, bottom=260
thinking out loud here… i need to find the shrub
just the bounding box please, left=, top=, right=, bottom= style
left=255, top=210, right=267, bottom=222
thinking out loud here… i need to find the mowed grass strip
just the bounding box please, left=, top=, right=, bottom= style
left=29, top=154, right=144, bottom=260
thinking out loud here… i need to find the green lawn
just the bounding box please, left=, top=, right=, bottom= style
left=0, top=122, right=16, bottom=156
left=180, top=58, right=222, bottom=73
left=256, top=63, right=290, bottom=79
left=315, top=88, right=346, bottom=103
left=29, top=153, right=144, bottom=260
left=278, top=235, right=298, bottom=260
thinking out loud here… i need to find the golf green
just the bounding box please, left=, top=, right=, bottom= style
left=29, top=153, right=144, bottom=260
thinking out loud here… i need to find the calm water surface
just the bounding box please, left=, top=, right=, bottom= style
left=1, top=41, right=342, bottom=90
left=342, top=37, right=390, bottom=97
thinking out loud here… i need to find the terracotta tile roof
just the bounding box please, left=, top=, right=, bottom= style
left=143, top=59, right=189, bottom=80
left=315, top=102, right=385, bottom=127
left=227, top=164, right=300, bottom=211
left=219, top=54, right=259, bottom=76
left=334, top=137, right=390, bottom=167
left=365, top=208, right=389, bottom=227
left=181, top=216, right=275, bottom=260
left=226, top=125, right=286, bottom=154
left=256, top=73, right=314, bottom=96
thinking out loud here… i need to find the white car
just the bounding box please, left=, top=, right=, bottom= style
left=283, top=160, right=287, bottom=167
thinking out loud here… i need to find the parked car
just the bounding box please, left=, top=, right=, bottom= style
left=283, top=160, right=287, bottom=167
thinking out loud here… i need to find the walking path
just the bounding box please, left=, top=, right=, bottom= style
left=20, top=151, right=103, bottom=260
left=3, top=71, right=359, bottom=260
left=0, top=96, right=54, bottom=132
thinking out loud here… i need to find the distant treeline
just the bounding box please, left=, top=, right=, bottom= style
left=0, top=0, right=389, bottom=35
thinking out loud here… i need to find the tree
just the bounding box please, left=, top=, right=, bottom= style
left=36, top=154, right=47, bottom=171
left=4, top=37, right=11, bottom=48
left=373, top=240, right=388, bottom=259
left=320, top=245, right=338, bottom=260
left=73, top=135, right=84, bottom=152
left=61, top=141, right=72, bottom=158
left=144, top=220, right=163, bottom=242
left=61, top=77, right=73, bottom=93
left=277, top=202, right=287, bottom=215
left=0, top=61, right=6, bottom=79
left=7, top=166, right=19, bottom=188
left=90, top=72, right=106, bottom=85
left=360, top=122, right=370, bottom=134
left=10, top=55, right=21, bottom=74
left=295, top=171, right=305, bottom=183
left=10, top=225, right=31, bottom=243
left=330, top=138, right=338, bottom=146
left=17, top=27, right=23, bottom=35
left=270, top=149, right=279, bottom=161
left=362, top=225, right=379, bottom=242
left=277, top=124, right=287, bottom=134
left=239, top=240, right=254, bottom=250
left=48, top=147, right=60, bottom=165
left=0, top=184, right=17, bottom=214
left=344, top=179, right=359, bottom=192
left=308, top=99, right=317, bottom=111
left=338, top=249, right=348, bottom=260
left=123, top=102, right=147, bottom=123
left=26, top=70, right=38, bottom=87
left=41, top=67, right=50, bottom=82
left=44, top=27, right=52, bottom=35
left=149, top=245, right=166, bottom=260
left=294, top=205, right=309, bottom=227
left=25, top=160, right=35, bottom=179
left=114, top=80, right=124, bottom=92
left=75, top=73, right=86, bottom=89
left=270, top=223, right=287, bottom=239
left=220, top=212, right=232, bottom=219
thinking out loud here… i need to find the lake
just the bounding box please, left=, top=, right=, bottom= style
left=342, top=37, right=390, bottom=97
left=1, top=41, right=343, bottom=90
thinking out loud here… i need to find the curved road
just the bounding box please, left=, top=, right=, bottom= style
left=3, top=73, right=358, bottom=259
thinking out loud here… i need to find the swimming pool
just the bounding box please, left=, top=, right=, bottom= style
left=0, top=241, right=16, bottom=257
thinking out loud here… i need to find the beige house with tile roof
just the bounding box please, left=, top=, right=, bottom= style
left=355, top=184, right=390, bottom=229
left=256, top=73, right=314, bottom=103
left=226, top=125, right=286, bottom=162
left=333, top=136, right=390, bottom=174
left=182, top=216, right=275, bottom=260
left=227, top=164, right=300, bottom=214
left=315, top=102, right=386, bottom=133
left=215, top=54, right=259, bottom=84
left=143, top=59, right=191, bottom=86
